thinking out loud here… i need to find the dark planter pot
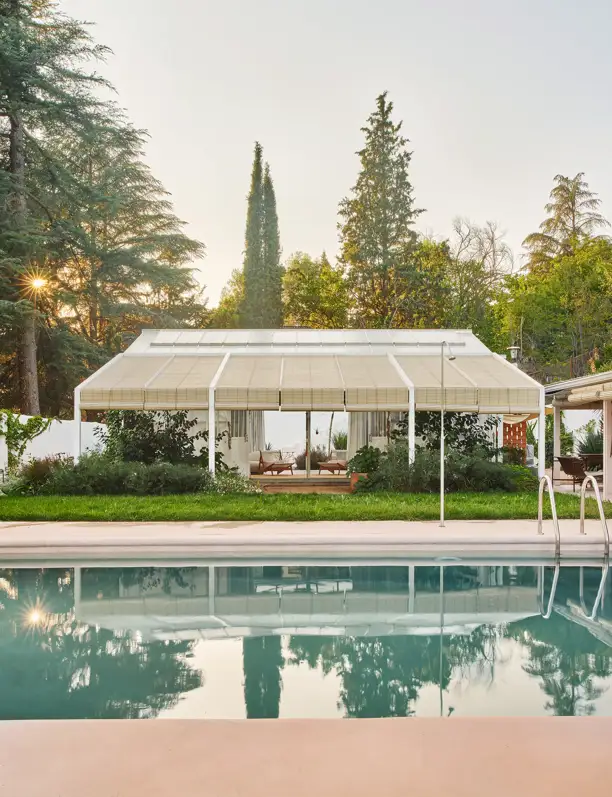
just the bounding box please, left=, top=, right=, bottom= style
left=350, top=472, right=367, bottom=492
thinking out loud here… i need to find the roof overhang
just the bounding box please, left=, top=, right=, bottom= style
left=77, top=329, right=543, bottom=413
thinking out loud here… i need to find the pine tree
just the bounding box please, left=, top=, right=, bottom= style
left=339, top=92, right=423, bottom=327
left=241, top=142, right=265, bottom=327
left=0, top=3, right=206, bottom=416
left=261, top=162, right=282, bottom=326
left=0, top=0, right=112, bottom=413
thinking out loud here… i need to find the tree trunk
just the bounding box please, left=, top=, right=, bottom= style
left=9, top=61, right=40, bottom=413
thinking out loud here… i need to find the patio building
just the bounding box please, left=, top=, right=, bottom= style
left=75, top=328, right=544, bottom=476
left=545, top=370, right=612, bottom=500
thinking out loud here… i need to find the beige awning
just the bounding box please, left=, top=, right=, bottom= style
left=79, top=355, right=224, bottom=410
left=78, top=350, right=540, bottom=413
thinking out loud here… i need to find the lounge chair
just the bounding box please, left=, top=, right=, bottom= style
left=260, top=450, right=294, bottom=475
left=556, top=455, right=602, bottom=491
left=318, top=459, right=347, bottom=475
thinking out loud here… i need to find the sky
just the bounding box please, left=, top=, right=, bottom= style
left=60, top=0, right=612, bottom=306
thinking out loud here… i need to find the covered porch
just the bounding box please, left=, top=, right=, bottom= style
left=546, top=371, right=612, bottom=500
left=74, top=328, right=544, bottom=480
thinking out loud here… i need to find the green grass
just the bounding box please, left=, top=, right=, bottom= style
left=0, top=491, right=606, bottom=522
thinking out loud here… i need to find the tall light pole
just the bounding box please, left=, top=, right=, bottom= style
left=440, top=341, right=456, bottom=527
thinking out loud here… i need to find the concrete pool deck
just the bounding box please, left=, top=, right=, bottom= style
left=0, top=518, right=609, bottom=563
left=0, top=718, right=609, bottom=796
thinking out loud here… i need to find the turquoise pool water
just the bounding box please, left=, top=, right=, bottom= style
left=1, top=562, right=611, bottom=719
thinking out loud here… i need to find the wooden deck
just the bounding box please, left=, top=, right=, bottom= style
left=252, top=473, right=351, bottom=494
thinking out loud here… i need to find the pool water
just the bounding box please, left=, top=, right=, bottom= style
left=1, top=562, right=611, bottom=719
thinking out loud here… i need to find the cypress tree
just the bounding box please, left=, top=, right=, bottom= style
left=241, top=142, right=265, bottom=327
left=262, top=162, right=282, bottom=327
left=241, top=145, right=282, bottom=328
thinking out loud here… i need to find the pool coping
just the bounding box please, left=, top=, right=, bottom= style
left=0, top=718, right=609, bottom=796
left=0, top=519, right=609, bottom=563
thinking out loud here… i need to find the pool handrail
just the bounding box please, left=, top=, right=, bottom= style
left=579, top=475, right=610, bottom=559
left=579, top=562, right=610, bottom=621
left=539, top=563, right=560, bottom=619
left=537, top=475, right=561, bottom=558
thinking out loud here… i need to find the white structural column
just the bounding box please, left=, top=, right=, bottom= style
left=553, top=405, right=561, bottom=484
left=538, top=387, right=546, bottom=479
left=388, top=353, right=415, bottom=463
left=208, top=353, right=230, bottom=475
left=73, top=387, right=82, bottom=463
left=208, top=386, right=216, bottom=474
left=603, top=399, right=612, bottom=501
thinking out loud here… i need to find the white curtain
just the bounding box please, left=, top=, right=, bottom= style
left=247, top=410, right=265, bottom=452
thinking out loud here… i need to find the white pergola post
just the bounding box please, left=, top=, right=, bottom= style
left=208, top=386, right=216, bottom=474
left=73, top=388, right=82, bottom=463
left=603, top=399, right=612, bottom=501
left=387, top=353, right=415, bottom=463
left=408, top=387, right=416, bottom=464
left=208, top=353, right=230, bottom=476
left=552, top=405, right=561, bottom=485
left=538, top=388, right=546, bottom=479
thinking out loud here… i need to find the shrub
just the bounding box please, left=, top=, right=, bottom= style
left=347, top=445, right=382, bottom=476
left=393, top=411, right=497, bottom=455
left=332, top=430, right=348, bottom=451
left=96, top=409, right=230, bottom=469
left=295, top=445, right=327, bottom=470
left=15, top=455, right=67, bottom=494
left=10, top=453, right=259, bottom=496
left=356, top=443, right=534, bottom=494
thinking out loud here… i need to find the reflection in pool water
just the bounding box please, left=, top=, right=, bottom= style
left=0, top=563, right=611, bottom=719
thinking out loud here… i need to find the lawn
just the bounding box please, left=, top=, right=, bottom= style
left=0, top=491, right=605, bottom=522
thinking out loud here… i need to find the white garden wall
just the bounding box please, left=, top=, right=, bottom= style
left=0, top=415, right=105, bottom=475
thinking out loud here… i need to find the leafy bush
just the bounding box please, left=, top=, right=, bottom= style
left=295, top=445, right=327, bottom=470
left=356, top=443, right=534, bottom=493
left=393, top=411, right=497, bottom=455
left=10, top=453, right=259, bottom=496
left=0, top=410, right=52, bottom=474
left=347, top=445, right=382, bottom=475
left=502, top=446, right=525, bottom=465
left=332, top=430, right=348, bottom=451
left=577, top=420, right=603, bottom=455
left=96, top=409, right=230, bottom=469
left=15, top=455, right=67, bottom=494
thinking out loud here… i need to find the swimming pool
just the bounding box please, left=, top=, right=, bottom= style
left=1, top=561, right=610, bottom=719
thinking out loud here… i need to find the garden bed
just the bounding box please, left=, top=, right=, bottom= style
left=0, top=491, right=606, bottom=523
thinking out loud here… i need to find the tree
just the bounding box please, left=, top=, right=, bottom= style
left=523, top=173, right=610, bottom=271
left=339, top=92, right=423, bottom=327
left=0, top=5, right=206, bottom=416
left=283, top=252, right=349, bottom=328
left=242, top=636, right=284, bottom=718
left=0, top=0, right=112, bottom=413
left=209, top=268, right=244, bottom=329
left=240, top=143, right=282, bottom=328
left=499, top=239, right=612, bottom=379
left=446, top=218, right=513, bottom=347
left=262, top=163, right=283, bottom=326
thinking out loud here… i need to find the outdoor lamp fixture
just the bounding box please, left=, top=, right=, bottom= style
left=440, top=341, right=456, bottom=527
left=507, top=345, right=520, bottom=364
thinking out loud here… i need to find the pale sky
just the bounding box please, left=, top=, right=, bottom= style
left=60, top=0, right=612, bottom=306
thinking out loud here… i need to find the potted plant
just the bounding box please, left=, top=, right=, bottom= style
left=347, top=445, right=382, bottom=491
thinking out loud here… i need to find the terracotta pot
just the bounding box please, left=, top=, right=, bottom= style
left=350, top=472, right=367, bottom=492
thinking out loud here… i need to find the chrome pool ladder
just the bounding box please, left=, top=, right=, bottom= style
left=537, top=475, right=561, bottom=559
left=579, top=475, right=610, bottom=559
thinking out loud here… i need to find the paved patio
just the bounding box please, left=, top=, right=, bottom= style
left=0, top=518, right=608, bottom=563
left=0, top=718, right=608, bottom=797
